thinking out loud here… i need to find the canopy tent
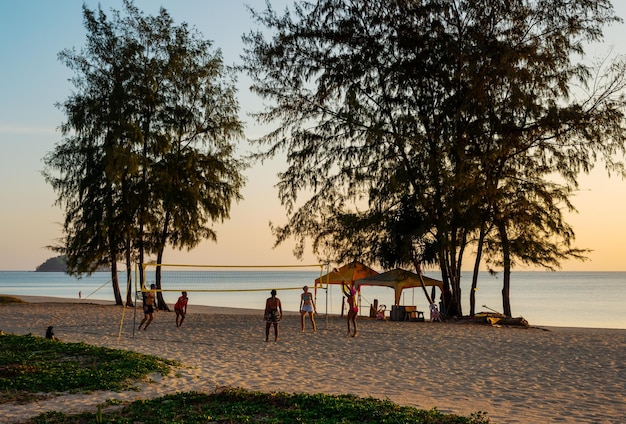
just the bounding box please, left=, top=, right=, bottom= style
left=313, top=261, right=378, bottom=320
left=314, top=261, right=378, bottom=287
left=354, top=268, right=443, bottom=306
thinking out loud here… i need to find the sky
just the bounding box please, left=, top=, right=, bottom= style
left=1, top=1, right=625, bottom=272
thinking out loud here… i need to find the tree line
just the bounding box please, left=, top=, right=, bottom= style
left=45, top=0, right=626, bottom=315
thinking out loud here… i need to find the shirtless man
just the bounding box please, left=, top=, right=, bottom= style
left=138, top=284, right=156, bottom=331
left=264, top=289, right=283, bottom=342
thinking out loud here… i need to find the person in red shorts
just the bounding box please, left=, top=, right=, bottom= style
left=174, top=291, right=188, bottom=327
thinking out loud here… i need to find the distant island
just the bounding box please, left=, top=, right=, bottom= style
left=35, top=256, right=110, bottom=272
left=35, top=256, right=68, bottom=272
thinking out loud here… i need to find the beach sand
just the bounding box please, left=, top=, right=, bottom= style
left=1, top=295, right=625, bottom=423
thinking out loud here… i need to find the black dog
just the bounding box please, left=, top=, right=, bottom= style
left=45, top=326, right=55, bottom=340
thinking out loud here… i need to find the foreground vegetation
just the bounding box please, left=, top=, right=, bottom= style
left=0, top=333, right=488, bottom=423
left=0, top=333, right=175, bottom=403
left=28, top=389, right=489, bottom=424
left=0, top=295, right=25, bottom=305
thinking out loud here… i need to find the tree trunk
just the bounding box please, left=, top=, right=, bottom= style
left=470, top=223, right=487, bottom=317
left=411, top=257, right=433, bottom=305
left=155, top=248, right=170, bottom=311
left=154, top=210, right=171, bottom=311
left=124, top=247, right=134, bottom=307
left=125, top=268, right=134, bottom=307
left=137, top=115, right=151, bottom=297
left=502, top=268, right=512, bottom=317
left=110, top=263, right=123, bottom=305
left=439, top=253, right=459, bottom=317
left=497, top=220, right=512, bottom=317
left=454, top=231, right=468, bottom=316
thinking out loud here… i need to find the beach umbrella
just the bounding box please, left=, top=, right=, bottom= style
left=354, top=268, right=443, bottom=305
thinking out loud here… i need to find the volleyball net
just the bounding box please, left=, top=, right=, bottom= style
left=137, top=262, right=329, bottom=295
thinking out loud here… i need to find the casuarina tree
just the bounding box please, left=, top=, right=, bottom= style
left=242, top=0, right=626, bottom=316
left=44, top=0, right=245, bottom=306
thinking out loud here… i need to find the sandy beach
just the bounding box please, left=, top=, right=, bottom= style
left=1, top=295, right=624, bottom=423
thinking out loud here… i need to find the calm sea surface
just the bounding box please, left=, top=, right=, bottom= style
left=0, top=270, right=624, bottom=329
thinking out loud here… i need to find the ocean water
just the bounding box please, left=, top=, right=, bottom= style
left=0, top=270, right=624, bottom=329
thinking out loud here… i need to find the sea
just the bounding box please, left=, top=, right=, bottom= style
left=0, top=270, right=624, bottom=330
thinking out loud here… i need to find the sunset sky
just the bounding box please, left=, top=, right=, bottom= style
left=1, top=0, right=625, bottom=272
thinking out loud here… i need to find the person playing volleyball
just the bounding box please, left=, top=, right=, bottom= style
left=174, top=291, right=188, bottom=327
left=299, top=285, right=317, bottom=332
left=138, top=284, right=156, bottom=331
left=345, top=284, right=358, bottom=337
left=264, top=289, right=282, bottom=342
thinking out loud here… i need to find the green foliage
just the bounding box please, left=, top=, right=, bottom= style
left=242, top=0, right=626, bottom=317
left=26, top=389, right=490, bottom=424
left=43, top=0, right=246, bottom=305
left=0, top=296, right=25, bottom=305
left=0, top=334, right=175, bottom=402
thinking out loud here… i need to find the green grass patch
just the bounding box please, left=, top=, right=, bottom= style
left=0, top=295, right=25, bottom=304
left=27, top=388, right=490, bottom=423
left=0, top=333, right=176, bottom=403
